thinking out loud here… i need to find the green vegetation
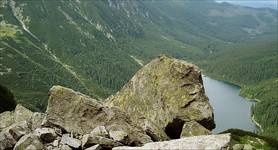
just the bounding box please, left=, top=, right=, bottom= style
left=0, top=0, right=277, bottom=139
left=0, top=84, right=17, bottom=113
left=197, top=39, right=278, bottom=139
left=222, top=129, right=278, bottom=150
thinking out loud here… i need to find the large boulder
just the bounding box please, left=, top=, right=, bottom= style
left=106, top=55, right=215, bottom=140
left=44, top=86, right=152, bottom=146
left=113, top=134, right=231, bottom=150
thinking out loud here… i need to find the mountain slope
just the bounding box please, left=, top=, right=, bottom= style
left=0, top=0, right=277, bottom=140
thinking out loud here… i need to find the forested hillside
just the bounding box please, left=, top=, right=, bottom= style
left=0, top=0, right=277, bottom=139
left=198, top=38, right=278, bottom=139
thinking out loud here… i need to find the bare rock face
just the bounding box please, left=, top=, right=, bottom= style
left=44, top=86, right=152, bottom=146
left=113, top=134, right=231, bottom=150
left=106, top=55, right=215, bottom=140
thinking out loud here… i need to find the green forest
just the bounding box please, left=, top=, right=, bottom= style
left=0, top=0, right=277, bottom=140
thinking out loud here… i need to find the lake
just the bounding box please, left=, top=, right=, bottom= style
left=202, top=76, right=256, bottom=133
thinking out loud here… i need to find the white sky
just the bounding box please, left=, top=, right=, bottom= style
left=216, top=0, right=278, bottom=9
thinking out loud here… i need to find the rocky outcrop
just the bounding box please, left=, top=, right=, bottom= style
left=44, top=86, right=152, bottom=145
left=112, top=134, right=231, bottom=150
left=106, top=55, right=215, bottom=140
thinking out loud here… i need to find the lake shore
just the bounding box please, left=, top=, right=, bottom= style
left=252, top=115, right=263, bottom=131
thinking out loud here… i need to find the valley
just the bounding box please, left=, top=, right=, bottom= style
left=0, top=0, right=277, bottom=140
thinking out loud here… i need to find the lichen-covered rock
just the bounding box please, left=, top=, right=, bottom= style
left=0, top=111, right=14, bottom=131
left=106, top=55, right=215, bottom=139
left=44, top=86, right=152, bottom=145
left=14, top=104, right=33, bottom=123
left=113, top=134, right=231, bottom=150
left=181, top=121, right=211, bottom=137
left=13, top=133, right=44, bottom=150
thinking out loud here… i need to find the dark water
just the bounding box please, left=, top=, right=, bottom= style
left=203, top=76, right=256, bottom=133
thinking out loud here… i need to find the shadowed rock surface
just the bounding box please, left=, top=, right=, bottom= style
left=106, top=55, right=215, bottom=140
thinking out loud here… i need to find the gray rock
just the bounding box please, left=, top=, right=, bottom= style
left=4, top=121, right=30, bottom=141
left=52, top=139, right=60, bottom=147
left=0, top=121, right=30, bottom=149
left=14, top=104, right=33, bottom=123
left=106, top=55, right=215, bottom=140
left=34, top=127, right=57, bottom=143
left=61, top=144, right=72, bottom=150
left=82, top=134, right=122, bottom=149
left=61, top=134, right=81, bottom=149
left=90, top=126, right=109, bottom=137
left=0, top=131, right=17, bottom=150
left=109, top=130, right=128, bottom=143
left=45, top=86, right=152, bottom=145
left=85, top=144, right=102, bottom=150
left=113, top=134, right=231, bottom=150
left=30, top=112, right=45, bottom=130
left=13, top=133, right=44, bottom=150
left=0, top=111, right=14, bottom=131
left=181, top=121, right=211, bottom=137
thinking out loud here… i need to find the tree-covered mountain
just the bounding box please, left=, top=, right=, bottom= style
left=0, top=0, right=277, bottom=138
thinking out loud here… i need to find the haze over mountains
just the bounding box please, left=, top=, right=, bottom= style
left=216, top=0, right=277, bottom=9
left=0, top=0, right=277, bottom=139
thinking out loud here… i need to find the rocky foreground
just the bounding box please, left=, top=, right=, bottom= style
left=0, top=56, right=275, bottom=150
